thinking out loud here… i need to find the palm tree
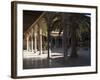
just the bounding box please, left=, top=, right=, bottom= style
left=61, top=13, right=71, bottom=59
left=69, top=13, right=90, bottom=58
left=44, top=12, right=90, bottom=59
left=70, top=15, right=78, bottom=57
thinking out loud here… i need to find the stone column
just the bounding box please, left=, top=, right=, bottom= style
left=26, top=36, right=29, bottom=52
left=54, top=37, right=56, bottom=48
left=31, top=38, right=33, bottom=52
left=31, top=29, right=34, bottom=52
left=39, top=28, right=42, bottom=55
left=34, top=32, right=37, bottom=52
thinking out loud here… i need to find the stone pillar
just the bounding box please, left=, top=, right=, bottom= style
left=54, top=37, right=56, bottom=48
left=31, top=29, right=34, bottom=52
left=39, top=28, right=42, bottom=55
left=26, top=36, right=29, bottom=52
left=31, top=38, right=33, bottom=52
left=34, top=32, right=37, bottom=52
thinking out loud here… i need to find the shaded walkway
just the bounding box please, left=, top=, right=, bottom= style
left=23, top=47, right=90, bottom=69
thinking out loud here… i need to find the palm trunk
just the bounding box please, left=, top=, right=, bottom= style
left=62, top=29, right=68, bottom=59
left=62, top=13, right=71, bottom=60
left=70, top=23, right=78, bottom=58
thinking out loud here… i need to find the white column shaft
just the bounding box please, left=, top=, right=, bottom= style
left=31, top=38, right=33, bottom=52
left=31, top=29, right=34, bottom=52
left=34, top=33, right=37, bottom=52
left=39, top=29, right=42, bottom=54
left=26, top=36, right=29, bottom=52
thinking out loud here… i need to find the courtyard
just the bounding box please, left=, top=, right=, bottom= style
left=23, top=47, right=90, bottom=69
